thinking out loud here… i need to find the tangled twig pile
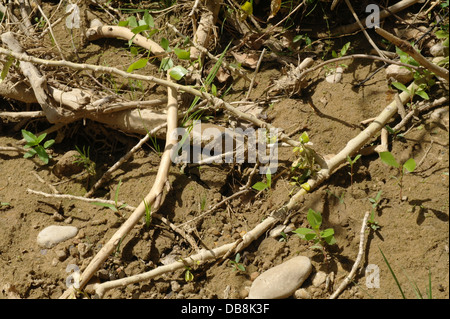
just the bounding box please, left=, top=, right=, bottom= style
left=1, top=0, right=448, bottom=299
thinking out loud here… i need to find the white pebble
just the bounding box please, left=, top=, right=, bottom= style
left=248, top=256, right=312, bottom=299
left=312, top=271, right=327, bottom=287
left=385, top=64, right=413, bottom=84
left=294, top=288, right=311, bottom=299
left=325, top=67, right=343, bottom=83
left=36, top=225, right=78, bottom=248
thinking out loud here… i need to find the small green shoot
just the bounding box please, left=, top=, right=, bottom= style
left=143, top=199, right=152, bottom=229
left=199, top=194, right=207, bottom=211
left=73, top=145, right=96, bottom=176
left=379, top=247, right=432, bottom=299
left=346, top=154, right=361, bottom=186
left=92, top=179, right=127, bottom=215
left=21, top=129, right=55, bottom=165
left=229, top=253, right=246, bottom=272
left=367, top=190, right=382, bottom=231
left=293, top=208, right=336, bottom=258
left=379, top=151, right=416, bottom=199
left=252, top=171, right=272, bottom=192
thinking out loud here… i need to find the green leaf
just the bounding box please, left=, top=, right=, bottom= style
left=127, top=16, right=138, bottom=28
left=415, top=90, right=429, bottom=100
left=331, top=50, right=337, bottom=58
left=173, top=47, right=190, bottom=60
left=293, top=35, right=303, bottom=43
left=160, top=37, right=169, bottom=51
left=185, top=269, right=194, bottom=282
left=1, top=55, right=14, bottom=81
left=241, top=1, right=253, bottom=16
left=340, top=42, right=351, bottom=57
left=391, top=81, right=409, bottom=93
left=403, top=158, right=416, bottom=173
left=23, top=149, right=36, bottom=158
left=143, top=11, right=154, bottom=28
left=324, top=235, right=336, bottom=245
left=293, top=228, right=316, bottom=241
left=307, top=209, right=322, bottom=230
left=36, top=133, right=47, bottom=145
left=266, top=171, right=272, bottom=189
left=43, top=139, right=55, bottom=149
left=169, top=65, right=188, bottom=80
left=237, top=264, right=246, bottom=272
left=130, top=46, right=139, bottom=56
left=299, top=131, right=309, bottom=144
left=35, top=145, right=49, bottom=164
left=92, top=202, right=118, bottom=212
left=118, top=20, right=129, bottom=27
left=380, top=151, right=399, bottom=168
left=252, top=182, right=268, bottom=191
left=320, top=228, right=334, bottom=238
left=160, top=57, right=174, bottom=71
left=131, top=24, right=149, bottom=34
left=127, top=58, right=149, bottom=73
left=21, top=130, right=38, bottom=144
left=435, top=30, right=449, bottom=39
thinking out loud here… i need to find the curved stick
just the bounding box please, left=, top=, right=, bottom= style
left=59, top=72, right=179, bottom=298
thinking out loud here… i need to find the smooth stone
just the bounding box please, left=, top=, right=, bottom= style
left=37, top=225, right=78, bottom=248
left=248, top=256, right=312, bottom=299
left=385, top=64, right=413, bottom=84
left=294, top=288, right=311, bottom=299
left=325, top=67, right=343, bottom=83
left=312, top=271, right=327, bottom=287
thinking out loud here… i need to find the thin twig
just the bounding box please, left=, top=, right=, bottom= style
left=344, top=0, right=387, bottom=59
left=375, top=26, right=449, bottom=82
left=329, top=211, right=370, bottom=299
left=60, top=71, right=180, bottom=299
left=245, top=48, right=266, bottom=100
left=36, top=4, right=66, bottom=60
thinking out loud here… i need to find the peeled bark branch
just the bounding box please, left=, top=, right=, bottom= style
left=375, top=26, right=449, bottom=82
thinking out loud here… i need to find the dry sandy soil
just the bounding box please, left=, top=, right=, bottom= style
left=0, top=0, right=448, bottom=300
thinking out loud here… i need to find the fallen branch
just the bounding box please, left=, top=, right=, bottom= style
left=282, top=82, right=417, bottom=216
left=92, top=210, right=278, bottom=298
left=85, top=21, right=167, bottom=59
left=60, top=71, right=179, bottom=299
left=375, top=26, right=449, bottom=82
left=331, top=0, right=421, bottom=36
left=343, top=0, right=386, bottom=59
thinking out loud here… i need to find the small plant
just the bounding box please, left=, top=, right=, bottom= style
left=21, top=129, right=55, bottom=164
left=73, top=145, right=96, bottom=176
left=1, top=201, right=10, bottom=207
left=346, top=154, right=361, bottom=186
left=229, top=253, right=246, bottom=272
left=92, top=179, right=127, bottom=215
left=143, top=199, right=152, bottom=229
left=278, top=231, right=288, bottom=242
left=379, top=247, right=432, bottom=299
left=367, top=190, right=383, bottom=231
left=293, top=208, right=336, bottom=258
left=379, top=151, right=416, bottom=199
left=179, top=257, right=200, bottom=282
left=291, top=131, right=317, bottom=192
left=252, top=171, right=272, bottom=192
left=199, top=194, right=207, bottom=211
left=120, top=10, right=190, bottom=81
left=184, top=265, right=194, bottom=282
left=326, top=189, right=346, bottom=205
